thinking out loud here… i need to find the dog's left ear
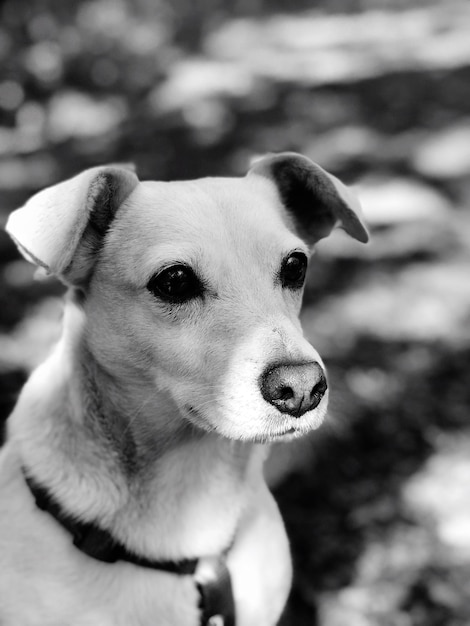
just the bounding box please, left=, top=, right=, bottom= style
left=6, top=164, right=139, bottom=286
left=248, top=152, right=368, bottom=244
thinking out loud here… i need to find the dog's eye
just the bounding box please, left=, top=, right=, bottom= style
left=147, top=265, right=203, bottom=303
left=280, top=252, right=308, bottom=289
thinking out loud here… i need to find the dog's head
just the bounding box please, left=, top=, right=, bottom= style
left=6, top=153, right=367, bottom=443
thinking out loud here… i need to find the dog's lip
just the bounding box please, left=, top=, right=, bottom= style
left=269, top=426, right=297, bottom=439
left=183, top=404, right=325, bottom=441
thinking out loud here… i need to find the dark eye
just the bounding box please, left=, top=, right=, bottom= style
left=147, top=265, right=204, bottom=303
left=280, top=252, right=308, bottom=289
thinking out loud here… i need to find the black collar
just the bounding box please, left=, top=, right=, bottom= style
left=23, top=469, right=236, bottom=626
left=24, top=470, right=198, bottom=573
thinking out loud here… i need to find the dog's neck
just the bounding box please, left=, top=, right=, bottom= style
left=12, top=300, right=266, bottom=560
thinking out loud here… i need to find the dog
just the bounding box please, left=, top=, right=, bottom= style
left=0, top=152, right=367, bottom=626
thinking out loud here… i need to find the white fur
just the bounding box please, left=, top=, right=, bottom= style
left=0, top=156, right=365, bottom=625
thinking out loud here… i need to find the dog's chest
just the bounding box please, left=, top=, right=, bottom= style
left=121, top=440, right=261, bottom=560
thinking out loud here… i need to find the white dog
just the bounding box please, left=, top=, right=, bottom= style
left=0, top=152, right=367, bottom=626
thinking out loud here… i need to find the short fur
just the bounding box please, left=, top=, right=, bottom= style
left=0, top=153, right=367, bottom=625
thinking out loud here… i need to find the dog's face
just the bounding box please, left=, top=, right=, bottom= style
left=6, top=153, right=368, bottom=443
left=88, top=176, right=324, bottom=442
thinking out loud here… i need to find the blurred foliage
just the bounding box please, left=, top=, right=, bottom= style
left=1, top=0, right=470, bottom=624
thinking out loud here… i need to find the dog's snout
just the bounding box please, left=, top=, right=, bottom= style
left=260, top=362, right=327, bottom=418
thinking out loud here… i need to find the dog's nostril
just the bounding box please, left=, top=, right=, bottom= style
left=309, top=377, right=328, bottom=410
left=311, top=377, right=327, bottom=399
left=277, top=386, right=294, bottom=402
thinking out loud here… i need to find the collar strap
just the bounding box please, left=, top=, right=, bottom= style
left=24, top=470, right=199, bottom=574
left=23, top=469, right=236, bottom=625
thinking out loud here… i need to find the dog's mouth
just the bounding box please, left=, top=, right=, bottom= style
left=182, top=388, right=327, bottom=442
left=185, top=405, right=201, bottom=421
left=268, top=426, right=296, bottom=441
left=184, top=405, right=303, bottom=442
left=183, top=404, right=215, bottom=433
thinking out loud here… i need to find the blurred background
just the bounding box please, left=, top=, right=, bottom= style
left=0, top=0, right=470, bottom=623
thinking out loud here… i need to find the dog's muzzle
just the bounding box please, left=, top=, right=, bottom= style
left=260, top=361, right=327, bottom=418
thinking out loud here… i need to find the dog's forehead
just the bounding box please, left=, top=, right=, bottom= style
left=109, top=175, right=304, bottom=278
left=126, top=175, right=286, bottom=232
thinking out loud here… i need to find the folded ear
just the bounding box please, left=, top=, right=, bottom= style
left=248, top=152, right=368, bottom=244
left=6, top=164, right=139, bottom=285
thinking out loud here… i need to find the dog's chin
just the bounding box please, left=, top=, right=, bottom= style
left=260, top=406, right=328, bottom=443
left=181, top=400, right=328, bottom=443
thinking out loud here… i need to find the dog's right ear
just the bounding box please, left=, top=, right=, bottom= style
left=248, top=152, right=368, bottom=245
left=6, top=165, right=139, bottom=286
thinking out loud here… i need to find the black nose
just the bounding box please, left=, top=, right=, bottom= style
left=260, top=362, right=327, bottom=418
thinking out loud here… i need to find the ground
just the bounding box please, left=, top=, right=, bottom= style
left=1, top=1, right=469, bottom=624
